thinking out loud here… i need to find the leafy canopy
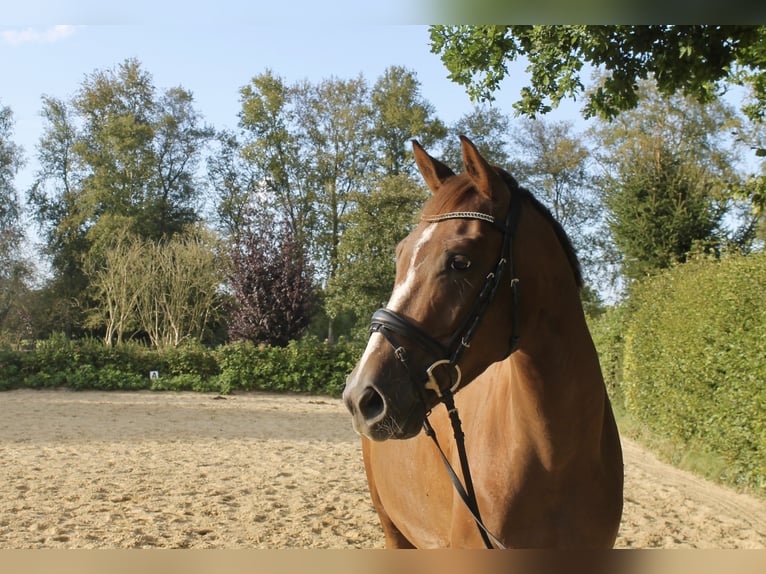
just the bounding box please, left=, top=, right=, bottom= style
left=429, top=25, right=766, bottom=121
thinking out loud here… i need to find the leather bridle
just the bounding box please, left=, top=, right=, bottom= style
left=366, top=190, right=523, bottom=548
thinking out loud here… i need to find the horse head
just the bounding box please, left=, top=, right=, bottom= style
left=343, top=136, right=523, bottom=440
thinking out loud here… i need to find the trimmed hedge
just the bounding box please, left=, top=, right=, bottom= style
left=215, top=338, right=361, bottom=396
left=0, top=336, right=364, bottom=398
left=616, top=252, right=766, bottom=491
left=0, top=335, right=156, bottom=391
left=588, top=303, right=631, bottom=410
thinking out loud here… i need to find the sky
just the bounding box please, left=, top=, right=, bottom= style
left=0, top=15, right=587, bottom=199
left=2, top=4, right=762, bottom=198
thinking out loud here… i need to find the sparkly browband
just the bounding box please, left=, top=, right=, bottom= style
left=421, top=211, right=496, bottom=224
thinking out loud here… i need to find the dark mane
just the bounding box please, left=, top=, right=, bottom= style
left=498, top=169, right=583, bottom=290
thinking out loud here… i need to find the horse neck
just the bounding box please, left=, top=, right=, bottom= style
left=499, top=212, right=607, bottom=468
left=500, top=309, right=606, bottom=471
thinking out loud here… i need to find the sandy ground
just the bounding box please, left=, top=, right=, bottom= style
left=0, top=389, right=764, bottom=549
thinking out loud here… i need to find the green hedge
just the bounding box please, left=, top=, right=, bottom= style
left=620, top=253, right=766, bottom=491
left=215, top=338, right=361, bottom=396
left=0, top=335, right=156, bottom=391
left=0, top=335, right=364, bottom=398
left=588, top=303, right=631, bottom=410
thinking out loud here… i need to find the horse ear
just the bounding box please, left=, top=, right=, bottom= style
left=460, top=135, right=504, bottom=201
left=412, top=139, right=455, bottom=194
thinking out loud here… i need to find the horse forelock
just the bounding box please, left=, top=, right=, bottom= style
left=421, top=174, right=498, bottom=220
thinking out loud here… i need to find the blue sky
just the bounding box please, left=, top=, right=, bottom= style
left=1, top=17, right=586, bottom=197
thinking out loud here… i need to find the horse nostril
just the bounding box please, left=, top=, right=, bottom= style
left=359, top=386, right=386, bottom=422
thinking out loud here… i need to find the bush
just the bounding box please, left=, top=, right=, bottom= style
left=68, top=364, right=147, bottom=391
left=0, top=335, right=364, bottom=398
left=622, top=252, right=766, bottom=490
left=587, top=304, right=631, bottom=410
left=214, top=340, right=281, bottom=392
left=214, top=336, right=363, bottom=397
left=161, top=343, right=220, bottom=379
left=0, top=346, right=23, bottom=390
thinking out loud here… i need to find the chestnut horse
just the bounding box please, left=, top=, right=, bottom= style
left=342, top=136, right=623, bottom=548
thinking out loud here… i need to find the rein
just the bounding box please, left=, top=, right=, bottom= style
left=368, top=192, right=522, bottom=549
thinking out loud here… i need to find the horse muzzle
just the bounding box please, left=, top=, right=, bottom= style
left=342, top=345, right=426, bottom=441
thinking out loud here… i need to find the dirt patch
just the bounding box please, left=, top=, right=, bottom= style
left=0, top=389, right=764, bottom=548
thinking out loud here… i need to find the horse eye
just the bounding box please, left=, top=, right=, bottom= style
left=450, top=255, right=471, bottom=271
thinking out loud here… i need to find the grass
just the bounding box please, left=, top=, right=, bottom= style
left=610, top=401, right=763, bottom=500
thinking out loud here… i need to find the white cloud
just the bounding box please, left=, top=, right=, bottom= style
left=1, top=25, right=78, bottom=46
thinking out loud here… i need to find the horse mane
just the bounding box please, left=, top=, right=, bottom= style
left=498, top=169, right=584, bottom=290
left=423, top=167, right=584, bottom=290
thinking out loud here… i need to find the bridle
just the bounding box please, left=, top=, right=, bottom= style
left=367, top=190, right=523, bottom=549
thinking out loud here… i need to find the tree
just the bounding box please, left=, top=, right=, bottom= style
left=28, top=59, right=212, bottom=336
left=509, top=118, right=605, bottom=283
left=206, top=129, right=262, bottom=240
left=0, top=103, right=25, bottom=263
left=140, top=86, right=213, bottom=240
left=134, top=227, right=224, bottom=349
left=730, top=113, right=766, bottom=245
left=84, top=225, right=223, bottom=348
left=69, top=60, right=212, bottom=244
left=440, top=105, right=512, bottom=169
left=84, top=228, right=148, bottom=346
left=238, top=70, right=310, bottom=241
left=235, top=67, right=444, bottom=340
left=590, top=81, right=740, bottom=283
left=238, top=70, right=368, bottom=287
left=237, top=67, right=446, bottom=279
left=429, top=25, right=766, bottom=122
left=733, top=172, right=766, bottom=244
left=28, top=94, right=86, bottom=313
left=325, top=174, right=427, bottom=336
left=370, top=66, right=447, bottom=176
left=293, top=75, right=374, bottom=283
left=227, top=212, right=316, bottom=347
left=0, top=103, right=33, bottom=343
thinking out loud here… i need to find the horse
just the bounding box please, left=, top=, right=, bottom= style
left=342, top=136, right=623, bottom=548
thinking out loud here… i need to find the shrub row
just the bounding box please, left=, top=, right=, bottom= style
left=0, top=335, right=364, bottom=398
left=589, top=252, right=766, bottom=492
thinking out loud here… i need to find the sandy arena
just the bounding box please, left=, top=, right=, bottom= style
left=1, top=389, right=764, bottom=549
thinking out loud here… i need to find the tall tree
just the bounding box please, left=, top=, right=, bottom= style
left=510, top=119, right=591, bottom=224
left=28, top=59, right=211, bottom=336
left=370, top=66, right=446, bottom=176
left=29, top=95, right=84, bottom=297
left=0, top=103, right=32, bottom=342
left=235, top=67, right=445, bottom=340
left=142, top=86, right=213, bottom=239
left=0, top=103, right=25, bottom=252
left=206, top=130, right=262, bottom=240
left=71, top=58, right=157, bottom=247
left=509, top=118, right=603, bottom=279
left=730, top=113, right=766, bottom=244
left=237, top=67, right=446, bottom=284
left=238, top=70, right=310, bottom=241
left=440, top=105, right=512, bottom=169
left=325, top=174, right=427, bottom=336
left=293, top=75, right=374, bottom=282
left=590, top=82, right=740, bottom=283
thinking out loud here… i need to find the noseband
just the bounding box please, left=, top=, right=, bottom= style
left=366, top=191, right=523, bottom=549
